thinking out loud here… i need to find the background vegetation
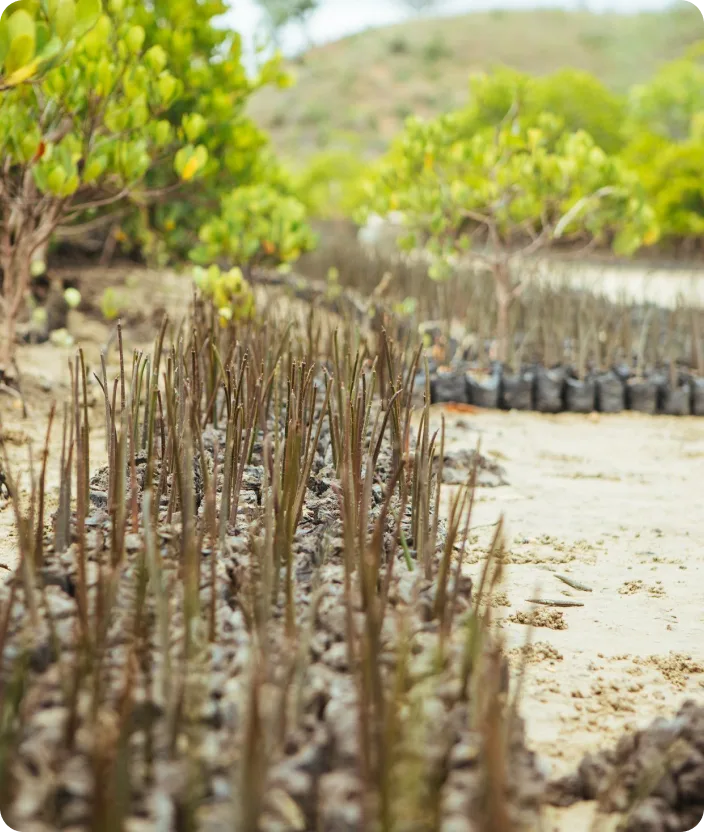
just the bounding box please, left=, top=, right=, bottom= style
left=6, top=0, right=704, bottom=365
left=247, top=5, right=703, bottom=159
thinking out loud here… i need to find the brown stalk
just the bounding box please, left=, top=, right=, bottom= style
left=459, top=516, right=505, bottom=703
left=33, top=401, right=55, bottom=570
left=480, top=643, right=512, bottom=832
left=236, top=657, right=268, bottom=832
left=208, top=436, right=219, bottom=643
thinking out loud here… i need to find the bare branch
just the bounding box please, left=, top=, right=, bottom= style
left=54, top=210, right=129, bottom=240
left=553, top=186, right=619, bottom=239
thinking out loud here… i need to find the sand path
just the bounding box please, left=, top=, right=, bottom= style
left=430, top=406, right=704, bottom=828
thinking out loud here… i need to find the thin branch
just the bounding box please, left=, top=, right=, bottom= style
left=54, top=210, right=129, bottom=240
left=553, top=187, right=619, bottom=239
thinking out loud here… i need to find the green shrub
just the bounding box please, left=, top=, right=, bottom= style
left=0, top=0, right=100, bottom=88
left=0, top=0, right=210, bottom=364
left=107, top=0, right=295, bottom=264
left=192, top=264, right=255, bottom=323
left=189, top=184, right=317, bottom=274
left=361, top=110, right=657, bottom=359
left=422, top=33, right=451, bottom=65
left=292, top=148, right=370, bottom=219
left=626, top=52, right=704, bottom=141
left=387, top=34, right=409, bottom=55
left=464, top=66, right=627, bottom=153
left=623, top=131, right=704, bottom=240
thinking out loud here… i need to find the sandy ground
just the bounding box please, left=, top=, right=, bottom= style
left=430, top=406, right=704, bottom=829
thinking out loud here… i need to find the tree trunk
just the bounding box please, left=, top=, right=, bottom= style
left=493, top=262, right=512, bottom=365
left=0, top=310, right=17, bottom=372
left=1, top=247, right=32, bottom=371
left=692, top=309, right=704, bottom=376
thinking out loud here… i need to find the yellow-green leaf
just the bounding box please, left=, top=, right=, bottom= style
left=157, top=72, right=176, bottom=104
left=4, top=9, right=35, bottom=74
left=54, top=0, right=76, bottom=42
left=47, top=165, right=67, bottom=193
left=144, top=44, right=166, bottom=73
left=154, top=120, right=171, bottom=146
left=4, top=56, right=37, bottom=83
left=75, top=0, right=101, bottom=31
left=182, top=113, right=206, bottom=143
left=125, top=24, right=144, bottom=54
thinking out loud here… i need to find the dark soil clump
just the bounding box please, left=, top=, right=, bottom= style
left=436, top=447, right=508, bottom=488
left=548, top=700, right=704, bottom=831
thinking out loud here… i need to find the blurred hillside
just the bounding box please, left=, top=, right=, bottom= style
left=247, top=4, right=703, bottom=161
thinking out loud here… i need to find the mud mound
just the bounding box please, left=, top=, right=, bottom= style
left=435, top=447, right=508, bottom=488
left=0, top=306, right=544, bottom=831
left=548, top=700, right=704, bottom=832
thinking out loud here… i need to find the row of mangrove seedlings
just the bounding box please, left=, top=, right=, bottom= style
left=300, top=227, right=704, bottom=392
left=0, top=293, right=545, bottom=831
left=429, top=361, right=704, bottom=416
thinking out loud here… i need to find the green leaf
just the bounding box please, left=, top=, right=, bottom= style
left=75, top=0, right=101, bottom=34
left=157, top=72, right=177, bottom=104
left=4, top=9, right=36, bottom=74
left=154, top=120, right=172, bottom=147
left=32, top=164, right=49, bottom=192
left=19, top=132, right=39, bottom=161
left=64, top=287, right=81, bottom=308
left=182, top=113, right=206, bottom=143
left=83, top=154, right=107, bottom=183
left=54, top=0, right=76, bottom=42
left=46, top=165, right=67, bottom=194
left=36, top=34, right=62, bottom=63
left=144, top=44, right=166, bottom=73
left=0, top=19, right=9, bottom=68
left=19, top=0, right=41, bottom=12
left=125, top=24, right=144, bottom=54
left=30, top=259, right=46, bottom=277
left=612, top=227, right=641, bottom=257
left=81, top=12, right=110, bottom=55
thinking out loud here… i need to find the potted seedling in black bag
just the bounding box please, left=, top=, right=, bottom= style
left=565, top=301, right=596, bottom=413
left=535, top=288, right=567, bottom=413
left=595, top=306, right=625, bottom=413
left=659, top=359, right=691, bottom=416
left=658, top=309, right=691, bottom=416
left=433, top=340, right=471, bottom=405
left=466, top=334, right=501, bottom=409
left=626, top=307, right=658, bottom=414
left=465, top=284, right=500, bottom=408
left=612, top=302, right=634, bottom=384
left=432, top=364, right=470, bottom=404
left=499, top=305, right=535, bottom=411
left=690, top=309, right=704, bottom=415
